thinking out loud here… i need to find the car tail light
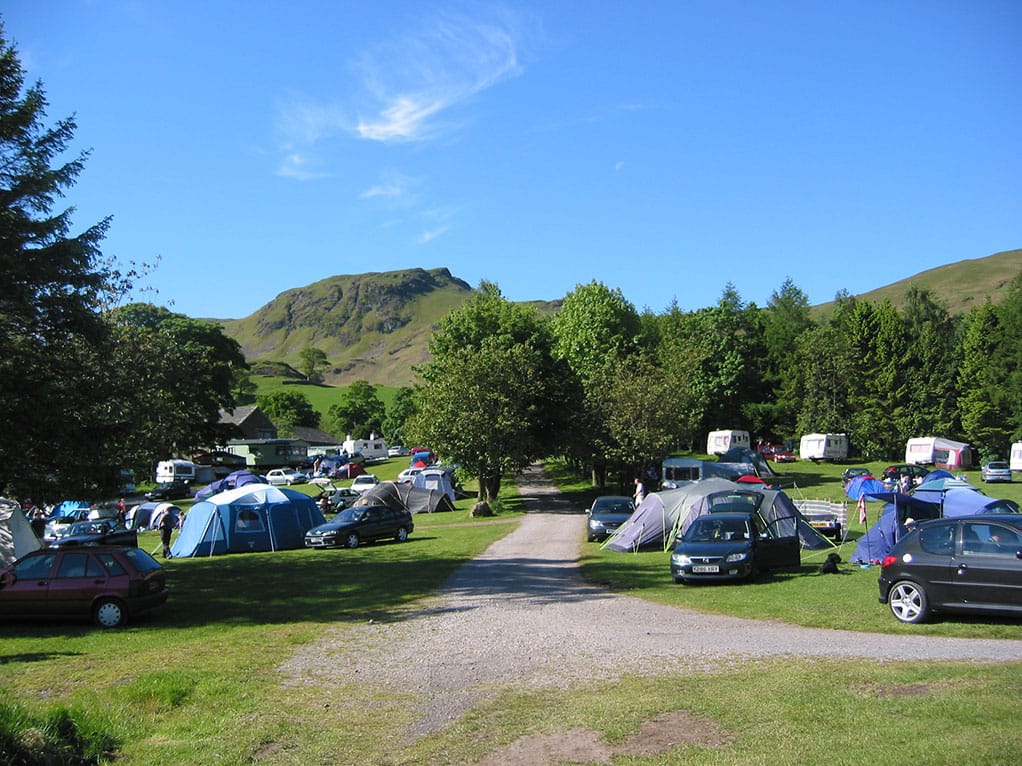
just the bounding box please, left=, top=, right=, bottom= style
left=880, top=555, right=899, bottom=568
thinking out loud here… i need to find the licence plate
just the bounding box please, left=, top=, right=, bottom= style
left=692, top=565, right=719, bottom=573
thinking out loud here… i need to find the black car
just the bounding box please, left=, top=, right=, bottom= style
left=47, top=519, right=138, bottom=548
left=841, top=467, right=872, bottom=487
left=145, top=480, right=191, bottom=501
left=881, top=464, right=930, bottom=487
left=305, top=504, right=414, bottom=549
left=586, top=495, right=635, bottom=542
left=670, top=510, right=800, bottom=584
left=878, top=514, right=1022, bottom=623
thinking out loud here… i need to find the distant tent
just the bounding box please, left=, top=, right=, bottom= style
left=0, top=499, right=42, bottom=567
left=716, top=447, right=776, bottom=478
left=844, top=475, right=888, bottom=500
left=53, top=500, right=90, bottom=520
left=194, top=470, right=264, bottom=501
left=127, top=502, right=182, bottom=531
left=356, top=481, right=455, bottom=515
left=411, top=468, right=456, bottom=503
left=851, top=494, right=941, bottom=564
left=171, top=484, right=326, bottom=557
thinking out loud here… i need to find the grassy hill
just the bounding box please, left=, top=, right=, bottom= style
left=219, top=250, right=1021, bottom=390
left=813, top=248, right=1022, bottom=317
left=219, top=267, right=475, bottom=388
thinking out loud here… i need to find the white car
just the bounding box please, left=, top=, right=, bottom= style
left=351, top=474, right=379, bottom=493
left=265, top=468, right=309, bottom=486
left=396, top=467, right=422, bottom=484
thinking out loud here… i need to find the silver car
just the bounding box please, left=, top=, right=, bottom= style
left=981, top=461, right=1012, bottom=483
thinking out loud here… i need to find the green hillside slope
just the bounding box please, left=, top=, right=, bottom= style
left=218, top=250, right=1021, bottom=389
left=219, top=267, right=474, bottom=387
left=813, top=248, right=1022, bottom=316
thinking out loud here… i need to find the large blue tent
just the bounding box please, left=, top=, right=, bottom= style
left=194, top=470, right=264, bottom=501
left=171, top=484, right=325, bottom=557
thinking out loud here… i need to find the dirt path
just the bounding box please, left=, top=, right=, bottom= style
left=280, top=464, right=1022, bottom=743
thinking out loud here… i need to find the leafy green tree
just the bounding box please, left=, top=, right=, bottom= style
left=993, top=274, right=1022, bottom=442
left=327, top=380, right=385, bottom=439
left=298, top=345, right=329, bottom=382
left=108, top=303, right=248, bottom=474
left=755, top=278, right=814, bottom=439
left=549, top=280, right=642, bottom=484
left=407, top=282, right=572, bottom=502
left=899, top=287, right=960, bottom=439
left=258, top=389, right=320, bottom=436
left=0, top=29, right=123, bottom=497
left=383, top=386, right=417, bottom=446
left=957, top=302, right=1009, bottom=458
left=550, top=280, right=641, bottom=384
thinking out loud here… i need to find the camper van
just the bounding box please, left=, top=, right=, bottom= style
left=706, top=430, right=750, bottom=456
left=341, top=434, right=389, bottom=463
left=904, top=437, right=973, bottom=470
left=155, top=459, right=197, bottom=485
left=799, top=433, right=849, bottom=463
left=660, top=457, right=747, bottom=489
left=1010, top=442, right=1022, bottom=473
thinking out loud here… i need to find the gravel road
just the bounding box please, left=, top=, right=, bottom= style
left=280, top=464, right=1022, bottom=740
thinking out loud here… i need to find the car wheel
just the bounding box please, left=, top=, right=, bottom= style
left=345, top=532, right=360, bottom=549
left=395, top=527, right=409, bottom=543
left=889, top=580, right=929, bottom=624
left=93, top=597, right=127, bottom=628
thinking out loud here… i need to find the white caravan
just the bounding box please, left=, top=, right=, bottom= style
left=799, top=433, right=849, bottom=463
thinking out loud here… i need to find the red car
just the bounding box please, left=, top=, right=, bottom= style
left=760, top=445, right=797, bottom=463
left=0, top=546, right=168, bottom=628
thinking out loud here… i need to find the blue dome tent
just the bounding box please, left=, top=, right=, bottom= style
left=171, top=484, right=325, bottom=557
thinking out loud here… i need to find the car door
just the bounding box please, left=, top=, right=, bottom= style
left=952, top=521, right=1022, bottom=612
left=0, top=551, right=58, bottom=616
left=46, top=551, right=111, bottom=618
left=359, top=507, right=387, bottom=542
left=754, top=517, right=800, bottom=570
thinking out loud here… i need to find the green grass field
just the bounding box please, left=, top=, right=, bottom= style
left=3, top=457, right=1021, bottom=764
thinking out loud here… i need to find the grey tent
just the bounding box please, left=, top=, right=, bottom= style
left=0, top=498, right=42, bottom=566
left=606, top=480, right=831, bottom=552
left=355, top=480, right=455, bottom=515
left=605, top=479, right=741, bottom=551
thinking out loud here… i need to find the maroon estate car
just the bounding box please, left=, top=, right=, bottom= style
left=0, top=546, right=168, bottom=628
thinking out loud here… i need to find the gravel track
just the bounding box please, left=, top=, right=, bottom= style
left=279, top=464, right=1022, bottom=740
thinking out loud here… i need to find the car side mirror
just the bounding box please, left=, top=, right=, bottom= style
left=0, top=571, right=15, bottom=589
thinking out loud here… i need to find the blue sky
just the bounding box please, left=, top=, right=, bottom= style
left=6, top=1, right=1020, bottom=319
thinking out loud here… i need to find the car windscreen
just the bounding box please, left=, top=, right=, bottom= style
left=684, top=517, right=750, bottom=542
left=333, top=508, right=364, bottom=523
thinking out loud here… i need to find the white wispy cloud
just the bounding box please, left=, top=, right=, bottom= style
left=359, top=170, right=418, bottom=201
left=418, top=225, right=450, bottom=244
left=273, top=7, right=528, bottom=178
left=353, top=9, right=526, bottom=143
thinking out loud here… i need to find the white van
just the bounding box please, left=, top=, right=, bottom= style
left=1010, top=442, right=1022, bottom=472
left=799, top=433, right=849, bottom=463
left=705, top=430, right=750, bottom=456
left=341, top=434, right=389, bottom=463
left=155, top=459, right=197, bottom=485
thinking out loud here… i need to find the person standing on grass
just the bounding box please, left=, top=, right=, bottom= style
left=633, top=477, right=646, bottom=505
left=158, top=510, right=176, bottom=558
